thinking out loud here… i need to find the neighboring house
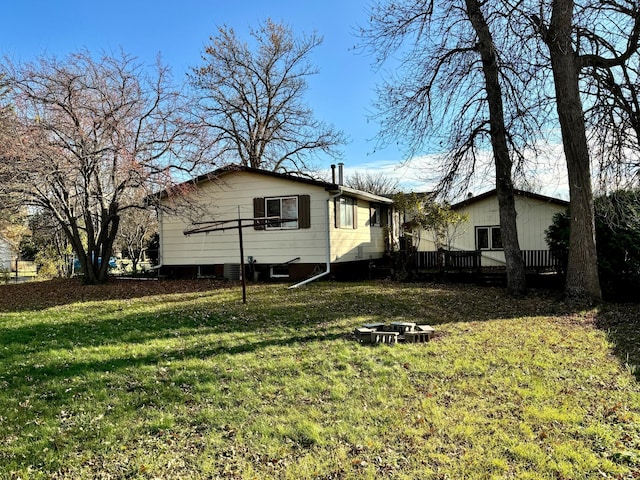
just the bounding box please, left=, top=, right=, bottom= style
left=0, top=234, right=17, bottom=271
left=412, top=189, right=569, bottom=269
left=158, top=165, right=394, bottom=282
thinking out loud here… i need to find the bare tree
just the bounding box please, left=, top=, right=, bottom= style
left=1, top=50, right=207, bottom=284
left=529, top=0, right=640, bottom=301
left=0, top=73, right=15, bottom=205
left=190, top=19, right=346, bottom=174
left=116, top=207, right=158, bottom=273
left=24, top=211, right=74, bottom=278
left=581, top=4, right=640, bottom=190
left=362, top=0, right=537, bottom=294
left=464, top=0, right=528, bottom=294
left=345, top=171, right=399, bottom=195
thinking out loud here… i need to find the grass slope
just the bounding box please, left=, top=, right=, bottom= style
left=0, top=279, right=638, bottom=479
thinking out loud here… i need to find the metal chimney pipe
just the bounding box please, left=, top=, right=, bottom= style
left=331, top=164, right=336, bottom=184
left=338, top=162, right=344, bottom=186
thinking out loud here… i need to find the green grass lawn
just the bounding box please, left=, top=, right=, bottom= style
left=0, top=279, right=638, bottom=479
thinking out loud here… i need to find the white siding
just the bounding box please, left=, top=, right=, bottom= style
left=454, top=195, right=566, bottom=250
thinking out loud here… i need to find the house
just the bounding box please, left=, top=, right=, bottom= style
left=0, top=234, right=17, bottom=271
left=411, top=189, right=569, bottom=270
left=157, top=165, right=394, bottom=282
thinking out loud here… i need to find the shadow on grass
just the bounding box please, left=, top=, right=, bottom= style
left=0, top=281, right=574, bottom=361
left=3, top=330, right=347, bottom=395
left=1, top=279, right=626, bottom=385
left=0, top=277, right=233, bottom=312
left=596, top=304, right=640, bottom=381
left=2, top=279, right=638, bottom=477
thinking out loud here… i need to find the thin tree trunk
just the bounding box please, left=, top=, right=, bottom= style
left=545, top=0, right=602, bottom=302
left=466, top=0, right=527, bottom=295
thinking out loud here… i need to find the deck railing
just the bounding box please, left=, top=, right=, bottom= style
left=415, top=249, right=560, bottom=271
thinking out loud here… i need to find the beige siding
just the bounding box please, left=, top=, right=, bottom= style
left=454, top=195, right=566, bottom=250
left=160, top=172, right=329, bottom=266
left=330, top=198, right=387, bottom=263
left=160, top=171, right=389, bottom=267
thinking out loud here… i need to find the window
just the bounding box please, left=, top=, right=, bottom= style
left=491, top=227, right=502, bottom=249
left=476, top=226, right=503, bottom=250
left=266, top=196, right=298, bottom=229
left=336, top=197, right=357, bottom=229
left=253, top=195, right=310, bottom=230
left=370, top=204, right=382, bottom=227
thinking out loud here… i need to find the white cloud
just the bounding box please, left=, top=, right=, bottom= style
left=341, top=143, right=570, bottom=201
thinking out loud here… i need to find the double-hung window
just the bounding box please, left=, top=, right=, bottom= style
left=336, top=197, right=357, bottom=229
left=476, top=226, right=503, bottom=250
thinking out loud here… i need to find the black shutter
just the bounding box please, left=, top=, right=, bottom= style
left=253, top=197, right=265, bottom=230
left=298, top=195, right=311, bottom=229
left=353, top=199, right=358, bottom=229
left=381, top=205, right=389, bottom=227
left=334, top=198, right=341, bottom=228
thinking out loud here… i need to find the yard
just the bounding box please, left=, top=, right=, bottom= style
left=0, top=279, right=638, bottom=479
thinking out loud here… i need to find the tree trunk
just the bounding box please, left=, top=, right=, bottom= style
left=545, top=0, right=602, bottom=302
left=466, top=0, right=527, bottom=295
left=67, top=212, right=118, bottom=285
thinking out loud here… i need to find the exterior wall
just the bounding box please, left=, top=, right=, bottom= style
left=160, top=171, right=330, bottom=268
left=0, top=236, right=16, bottom=271
left=329, top=198, right=387, bottom=263
left=159, top=171, right=390, bottom=277
left=414, top=193, right=567, bottom=267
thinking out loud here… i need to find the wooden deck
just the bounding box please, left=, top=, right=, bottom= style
left=414, top=249, right=561, bottom=273
left=389, top=249, right=564, bottom=287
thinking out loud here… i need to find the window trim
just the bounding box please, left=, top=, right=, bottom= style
left=476, top=225, right=503, bottom=251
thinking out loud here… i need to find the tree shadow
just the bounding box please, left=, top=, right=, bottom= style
left=0, top=277, right=233, bottom=312
left=2, top=329, right=348, bottom=393
left=1, top=278, right=637, bottom=475
left=596, top=303, right=640, bottom=381
left=0, top=280, right=579, bottom=364
left=0, top=280, right=580, bottom=401
left=0, top=280, right=623, bottom=389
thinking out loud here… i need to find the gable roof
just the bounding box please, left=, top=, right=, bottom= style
left=161, top=165, right=393, bottom=204
left=451, top=189, right=569, bottom=209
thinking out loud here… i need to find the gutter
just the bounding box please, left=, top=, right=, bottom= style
left=288, top=188, right=343, bottom=289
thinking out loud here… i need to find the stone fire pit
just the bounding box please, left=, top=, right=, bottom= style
left=354, top=321, right=435, bottom=345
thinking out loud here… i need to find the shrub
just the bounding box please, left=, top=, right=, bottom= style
left=545, top=190, right=640, bottom=301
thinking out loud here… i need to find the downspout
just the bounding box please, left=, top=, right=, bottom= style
left=288, top=188, right=343, bottom=289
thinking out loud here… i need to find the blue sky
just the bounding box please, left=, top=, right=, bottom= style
left=2, top=2, right=412, bottom=175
